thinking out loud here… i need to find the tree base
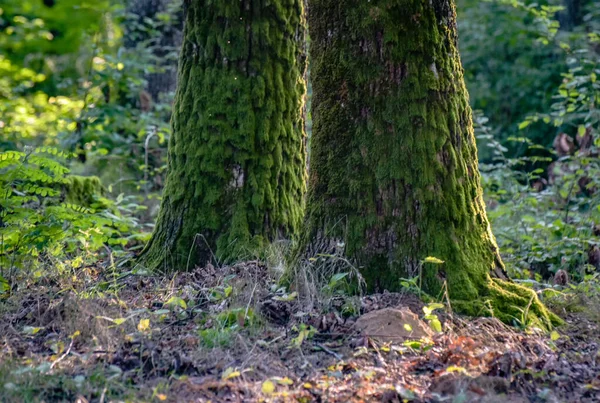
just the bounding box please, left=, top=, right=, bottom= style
left=452, top=275, right=563, bottom=330
left=64, top=175, right=103, bottom=207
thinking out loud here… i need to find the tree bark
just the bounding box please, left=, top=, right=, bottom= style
left=303, top=0, right=558, bottom=326
left=139, top=0, right=307, bottom=270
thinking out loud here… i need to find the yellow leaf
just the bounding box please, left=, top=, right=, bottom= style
left=303, top=383, right=312, bottom=389
left=262, top=380, right=276, bottom=395
left=403, top=324, right=412, bottom=332
left=550, top=330, right=560, bottom=341
left=22, top=326, right=44, bottom=335
left=445, top=365, right=468, bottom=374
left=221, top=367, right=241, bottom=380
left=157, top=393, right=167, bottom=401
left=423, top=256, right=444, bottom=264
left=276, top=377, right=293, bottom=386
left=137, top=319, right=150, bottom=332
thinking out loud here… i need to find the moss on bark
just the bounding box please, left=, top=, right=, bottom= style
left=302, top=0, right=560, bottom=327
left=64, top=175, right=103, bottom=206
left=139, top=0, right=307, bottom=270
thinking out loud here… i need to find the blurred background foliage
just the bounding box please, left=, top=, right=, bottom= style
left=459, top=0, right=599, bottom=159
left=0, top=0, right=599, bottom=292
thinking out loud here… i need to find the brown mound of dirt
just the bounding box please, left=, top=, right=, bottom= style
left=353, top=307, right=432, bottom=342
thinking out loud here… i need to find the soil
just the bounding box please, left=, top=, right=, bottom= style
left=1, top=262, right=599, bottom=402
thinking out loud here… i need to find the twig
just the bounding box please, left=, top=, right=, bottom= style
left=368, top=338, right=388, bottom=368
left=50, top=337, right=75, bottom=370
left=316, top=342, right=343, bottom=360
left=244, top=282, right=258, bottom=320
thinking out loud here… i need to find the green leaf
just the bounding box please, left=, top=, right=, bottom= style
left=0, top=275, right=9, bottom=294
left=429, top=318, right=442, bottom=333
left=165, top=296, right=187, bottom=309
left=402, top=340, right=423, bottom=349
left=330, top=272, right=349, bottom=284
left=423, top=303, right=444, bottom=315
left=518, top=120, right=531, bottom=130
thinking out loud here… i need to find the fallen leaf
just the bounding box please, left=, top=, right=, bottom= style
left=262, top=380, right=276, bottom=395
left=137, top=318, right=150, bottom=332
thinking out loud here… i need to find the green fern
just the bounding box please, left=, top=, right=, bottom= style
left=0, top=147, right=143, bottom=292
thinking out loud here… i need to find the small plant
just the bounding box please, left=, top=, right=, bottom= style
left=290, top=323, right=316, bottom=349
left=322, top=272, right=351, bottom=296
left=422, top=303, right=445, bottom=333
left=199, top=308, right=258, bottom=349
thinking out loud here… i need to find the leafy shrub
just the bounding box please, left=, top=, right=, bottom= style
left=476, top=3, right=600, bottom=283
left=0, top=147, right=146, bottom=292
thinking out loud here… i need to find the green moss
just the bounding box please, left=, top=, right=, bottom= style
left=64, top=175, right=103, bottom=206
left=452, top=275, right=562, bottom=329
left=298, top=0, right=556, bottom=326
left=139, top=0, right=307, bottom=270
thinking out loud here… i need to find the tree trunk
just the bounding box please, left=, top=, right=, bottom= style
left=558, top=0, right=581, bottom=31
left=139, top=0, right=307, bottom=270
left=125, top=0, right=184, bottom=101
left=304, top=0, right=558, bottom=326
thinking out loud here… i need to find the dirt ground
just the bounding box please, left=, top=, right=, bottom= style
left=1, top=262, right=600, bottom=402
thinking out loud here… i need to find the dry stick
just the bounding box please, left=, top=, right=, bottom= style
left=244, top=282, right=258, bottom=320
left=143, top=129, right=157, bottom=198
left=315, top=342, right=343, bottom=360
left=368, top=338, right=388, bottom=368
left=50, top=336, right=75, bottom=370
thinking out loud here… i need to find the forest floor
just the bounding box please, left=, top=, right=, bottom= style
left=1, top=261, right=600, bottom=402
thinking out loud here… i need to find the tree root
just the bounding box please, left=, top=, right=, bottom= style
left=452, top=275, right=563, bottom=330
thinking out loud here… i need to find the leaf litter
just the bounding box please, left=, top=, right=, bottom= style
left=1, top=262, right=599, bottom=402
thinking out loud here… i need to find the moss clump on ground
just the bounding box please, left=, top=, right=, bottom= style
left=64, top=175, right=103, bottom=206
left=452, top=275, right=562, bottom=329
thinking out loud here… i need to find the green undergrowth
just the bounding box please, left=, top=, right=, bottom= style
left=199, top=308, right=261, bottom=349
left=0, top=147, right=149, bottom=294
left=0, top=362, right=142, bottom=403
left=544, top=273, right=600, bottom=322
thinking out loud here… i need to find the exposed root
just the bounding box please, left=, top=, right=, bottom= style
left=453, top=275, right=562, bottom=330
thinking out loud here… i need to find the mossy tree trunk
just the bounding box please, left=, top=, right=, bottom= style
left=304, top=0, right=559, bottom=327
left=140, top=0, right=307, bottom=270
